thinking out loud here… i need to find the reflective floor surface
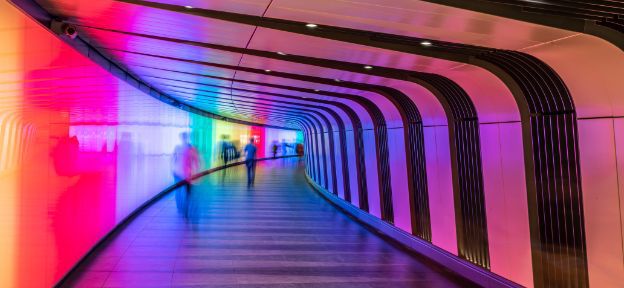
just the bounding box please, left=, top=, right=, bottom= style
left=62, top=158, right=475, bottom=287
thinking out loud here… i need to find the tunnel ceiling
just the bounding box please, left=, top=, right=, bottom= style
left=22, top=0, right=619, bottom=130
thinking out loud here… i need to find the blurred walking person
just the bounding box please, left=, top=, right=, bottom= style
left=244, top=138, right=258, bottom=187
left=296, top=143, right=304, bottom=158
left=281, top=139, right=291, bottom=156
left=172, top=132, right=200, bottom=217
left=219, top=135, right=232, bottom=165
left=271, top=140, right=279, bottom=158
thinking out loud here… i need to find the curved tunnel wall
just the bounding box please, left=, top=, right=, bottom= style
left=0, top=5, right=301, bottom=287
left=5, top=0, right=624, bottom=288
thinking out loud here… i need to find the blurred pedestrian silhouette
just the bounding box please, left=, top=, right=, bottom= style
left=219, top=134, right=237, bottom=165
left=296, top=143, right=304, bottom=158
left=271, top=140, right=279, bottom=158
left=281, top=139, right=291, bottom=156
left=172, top=132, right=200, bottom=217
left=244, top=138, right=257, bottom=187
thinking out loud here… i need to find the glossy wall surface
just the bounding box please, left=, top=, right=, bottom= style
left=0, top=4, right=300, bottom=287
left=6, top=0, right=624, bottom=287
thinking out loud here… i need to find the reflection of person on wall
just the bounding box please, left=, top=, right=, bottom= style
left=51, top=135, right=80, bottom=176
left=244, top=138, right=257, bottom=187
left=172, top=132, right=199, bottom=217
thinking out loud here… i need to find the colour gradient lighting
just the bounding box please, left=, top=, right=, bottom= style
left=0, top=3, right=300, bottom=287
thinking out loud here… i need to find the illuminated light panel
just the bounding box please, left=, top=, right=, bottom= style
left=0, top=3, right=302, bottom=287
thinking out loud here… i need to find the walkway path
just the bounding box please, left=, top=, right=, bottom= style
left=64, top=158, right=475, bottom=287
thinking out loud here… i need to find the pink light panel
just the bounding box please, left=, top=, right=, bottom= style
left=0, top=3, right=300, bottom=287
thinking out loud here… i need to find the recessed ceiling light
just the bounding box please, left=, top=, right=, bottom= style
left=314, top=89, right=320, bottom=92
left=184, top=5, right=193, bottom=9
left=277, top=51, right=287, bottom=55
left=264, top=69, right=272, bottom=72
left=334, top=79, right=342, bottom=82
left=420, top=41, right=433, bottom=47
left=364, top=65, right=373, bottom=70
left=306, top=23, right=318, bottom=28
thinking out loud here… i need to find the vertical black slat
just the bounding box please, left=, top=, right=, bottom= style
left=316, top=129, right=323, bottom=185
left=472, top=120, right=487, bottom=268
left=559, top=114, right=576, bottom=287
left=567, top=113, right=588, bottom=288
left=545, top=114, right=561, bottom=287
left=304, top=130, right=312, bottom=178
left=304, top=130, right=311, bottom=178
left=552, top=115, right=568, bottom=286
left=355, top=126, right=369, bottom=211
left=453, top=123, right=467, bottom=261
left=408, top=122, right=432, bottom=241
left=327, top=130, right=335, bottom=193
left=471, top=120, right=489, bottom=268
left=458, top=124, right=472, bottom=263
left=462, top=122, right=480, bottom=266
left=458, top=121, right=474, bottom=264
left=339, top=129, right=351, bottom=201
left=303, top=129, right=313, bottom=180
left=318, top=124, right=329, bottom=189
left=450, top=121, right=466, bottom=262
left=312, top=127, right=321, bottom=184
left=479, top=51, right=588, bottom=287
left=304, top=131, right=312, bottom=177
left=312, top=125, right=322, bottom=184
left=555, top=113, right=571, bottom=287
left=376, top=123, right=394, bottom=223
left=556, top=113, right=583, bottom=287
left=329, top=130, right=339, bottom=195
left=464, top=121, right=479, bottom=265
left=463, top=124, right=476, bottom=264
left=418, top=125, right=432, bottom=240
left=532, top=115, right=548, bottom=287
left=534, top=91, right=557, bottom=288
left=307, top=127, right=318, bottom=183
